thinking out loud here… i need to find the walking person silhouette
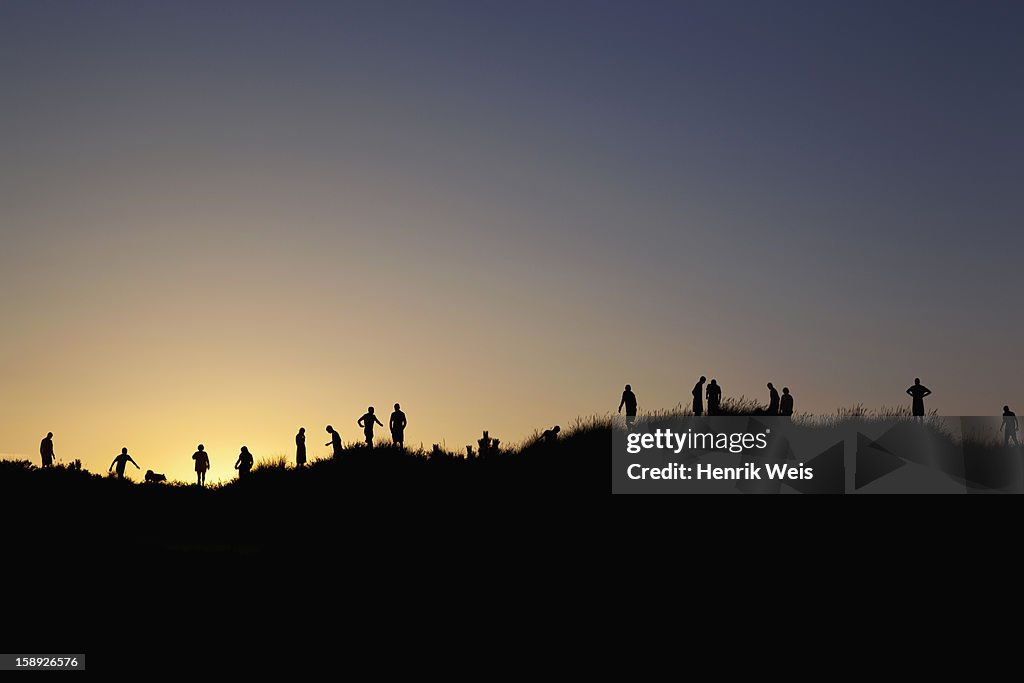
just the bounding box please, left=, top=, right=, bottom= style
left=109, top=448, right=140, bottom=480
left=618, top=384, right=638, bottom=431
left=235, top=446, right=254, bottom=480
left=389, top=404, right=407, bottom=448
left=325, top=426, right=342, bottom=458
left=358, top=407, right=384, bottom=448
left=692, top=377, right=706, bottom=416
left=706, top=379, right=722, bottom=416
left=192, top=444, right=210, bottom=486
left=1003, top=406, right=1019, bottom=447
left=295, top=427, right=306, bottom=466
left=779, top=387, right=794, bottom=416
left=766, top=383, right=780, bottom=416
left=906, top=378, right=932, bottom=419
left=40, top=432, right=55, bottom=468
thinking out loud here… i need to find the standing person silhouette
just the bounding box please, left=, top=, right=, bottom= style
left=906, top=378, right=932, bottom=419
left=779, top=387, right=794, bottom=416
left=692, top=377, right=706, bottom=416
left=1003, top=406, right=1019, bottom=447
left=325, top=426, right=342, bottom=458
left=295, top=427, right=306, bottom=467
left=109, top=448, right=140, bottom=480
left=358, top=407, right=384, bottom=448
left=234, top=446, right=254, bottom=480
left=192, top=444, right=210, bottom=486
left=389, top=404, right=407, bottom=448
left=618, top=384, right=638, bottom=431
left=40, top=432, right=55, bottom=468
left=766, top=383, right=780, bottom=416
left=706, top=379, right=722, bottom=416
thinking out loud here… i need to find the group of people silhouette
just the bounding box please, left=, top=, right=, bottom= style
left=616, top=378, right=794, bottom=426
left=616, top=377, right=1019, bottom=445
left=37, top=404, right=411, bottom=484
left=31, top=383, right=1023, bottom=480
left=324, top=403, right=407, bottom=456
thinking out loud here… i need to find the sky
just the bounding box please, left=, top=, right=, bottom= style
left=2, top=0, right=1022, bottom=482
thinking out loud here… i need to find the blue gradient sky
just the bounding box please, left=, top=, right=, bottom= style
left=2, top=1, right=1022, bottom=480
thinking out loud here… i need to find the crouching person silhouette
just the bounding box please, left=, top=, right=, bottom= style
left=540, top=426, right=560, bottom=444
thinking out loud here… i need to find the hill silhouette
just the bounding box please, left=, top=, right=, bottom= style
left=5, top=399, right=1021, bottom=663
left=3, top=416, right=616, bottom=562
left=4, top=397, right=1019, bottom=559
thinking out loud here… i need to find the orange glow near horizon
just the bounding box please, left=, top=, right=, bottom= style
left=3, top=3, right=1022, bottom=482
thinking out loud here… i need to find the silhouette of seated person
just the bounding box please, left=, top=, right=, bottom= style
left=779, top=387, right=794, bottom=416
left=706, top=379, right=722, bottom=415
left=325, top=426, right=342, bottom=458
left=541, top=425, right=561, bottom=444
left=618, top=384, right=638, bottom=429
left=1003, top=406, right=1020, bottom=447
left=296, top=427, right=306, bottom=466
left=390, top=403, right=407, bottom=448
left=235, top=446, right=254, bottom=480
left=692, top=377, right=706, bottom=416
left=192, top=444, right=210, bottom=486
left=358, top=407, right=384, bottom=448
left=766, top=383, right=780, bottom=416
left=40, top=432, right=55, bottom=468
left=109, top=448, right=140, bottom=480
left=906, top=378, right=932, bottom=418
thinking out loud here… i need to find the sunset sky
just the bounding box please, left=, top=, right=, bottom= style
left=2, top=0, right=1022, bottom=482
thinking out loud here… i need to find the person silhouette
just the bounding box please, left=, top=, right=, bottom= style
left=766, top=383, right=780, bottom=416
left=358, top=407, right=384, bottom=448
left=296, top=427, right=306, bottom=466
left=618, top=384, right=638, bottom=430
left=706, top=379, right=722, bottom=415
left=692, top=377, right=706, bottom=416
left=906, top=378, right=932, bottom=418
left=779, top=387, right=794, bottom=416
left=541, top=425, right=561, bottom=444
left=1003, top=406, right=1019, bottom=447
left=109, top=447, right=140, bottom=480
left=389, top=404, right=407, bottom=448
left=235, top=446, right=254, bottom=480
left=325, top=426, right=342, bottom=458
left=40, top=432, right=55, bottom=468
left=478, top=430, right=497, bottom=456
left=192, top=444, right=210, bottom=486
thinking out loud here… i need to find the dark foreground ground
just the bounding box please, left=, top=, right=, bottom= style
left=4, top=428, right=607, bottom=557
left=3, top=430, right=610, bottom=662
left=3, top=414, right=1017, bottom=666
